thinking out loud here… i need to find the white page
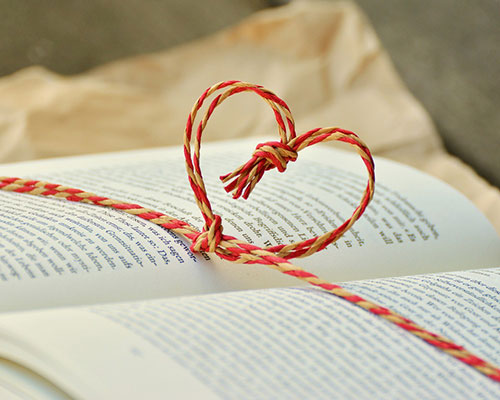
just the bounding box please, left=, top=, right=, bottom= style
left=0, top=358, right=71, bottom=400
left=0, top=268, right=499, bottom=399
left=0, top=138, right=498, bottom=311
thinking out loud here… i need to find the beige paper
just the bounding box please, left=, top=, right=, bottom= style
left=0, top=1, right=498, bottom=233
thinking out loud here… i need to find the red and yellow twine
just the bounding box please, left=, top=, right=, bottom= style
left=1, top=81, right=499, bottom=383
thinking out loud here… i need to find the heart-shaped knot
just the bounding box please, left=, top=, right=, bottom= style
left=3, top=81, right=493, bottom=381
left=220, top=140, right=298, bottom=199
left=184, top=80, right=374, bottom=260
left=190, top=214, right=223, bottom=253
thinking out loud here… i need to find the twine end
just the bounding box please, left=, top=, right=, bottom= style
left=220, top=141, right=297, bottom=200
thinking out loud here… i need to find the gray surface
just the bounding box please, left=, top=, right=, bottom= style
left=0, top=0, right=268, bottom=75
left=0, top=0, right=498, bottom=187
left=353, top=0, right=500, bottom=188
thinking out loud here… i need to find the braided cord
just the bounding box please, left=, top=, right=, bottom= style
left=1, top=80, right=499, bottom=383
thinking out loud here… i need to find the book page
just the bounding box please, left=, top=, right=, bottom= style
left=0, top=358, right=71, bottom=400
left=0, top=138, right=498, bottom=311
left=0, top=268, right=498, bottom=399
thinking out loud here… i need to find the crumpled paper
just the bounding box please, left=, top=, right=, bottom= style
left=0, top=1, right=498, bottom=232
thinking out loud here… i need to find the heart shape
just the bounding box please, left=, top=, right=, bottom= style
left=2, top=81, right=498, bottom=380
left=183, top=81, right=375, bottom=260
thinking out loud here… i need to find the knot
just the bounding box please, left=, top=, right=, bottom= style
left=220, top=141, right=298, bottom=200
left=253, top=141, right=298, bottom=173
left=190, top=214, right=223, bottom=253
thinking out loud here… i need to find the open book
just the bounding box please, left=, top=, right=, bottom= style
left=0, top=137, right=499, bottom=399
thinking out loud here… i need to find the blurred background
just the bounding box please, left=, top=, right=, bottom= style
left=0, top=0, right=498, bottom=187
